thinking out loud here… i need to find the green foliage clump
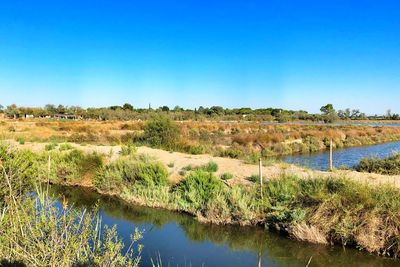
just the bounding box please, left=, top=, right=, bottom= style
left=125, top=161, right=169, bottom=186
left=95, top=158, right=169, bottom=191
left=0, top=187, right=142, bottom=266
left=120, top=142, right=137, bottom=156
left=355, top=154, right=400, bottom=175
left=59, top=143, right=73, bottom=151
left=181, top=161, right=218, bottom=174
left=45, top=142, right=58, bottom=151
left=0, top=146, right=37, bottom=200
left=16, top=137, right=25, bottom=145
left=186, top=145, right=205, bottom=155
left=247, top=174, right=260, bottom=183
left=175, top=170, right=224, bottom=211
left=143, top=115, right=181, bottom=150
left=220, top=172, right=233, bottom=180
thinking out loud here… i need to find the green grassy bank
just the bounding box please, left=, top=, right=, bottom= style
left=1, top=145, right=400, bottom=259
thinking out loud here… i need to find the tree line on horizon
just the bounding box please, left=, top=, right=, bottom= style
left=0, top=103, right=398, bottom=122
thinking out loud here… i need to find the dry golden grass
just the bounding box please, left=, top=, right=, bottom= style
left=2, top=119, right=400, bottom=158
left=288, top=223, right=328, bottom=245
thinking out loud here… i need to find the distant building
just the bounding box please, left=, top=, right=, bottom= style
left=54, top=114, right=81, bottom=120
left=25, top=114, right=34, bottom=119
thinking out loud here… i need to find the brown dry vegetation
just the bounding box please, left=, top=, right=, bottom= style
left=2, top=119, right=400, bottom=160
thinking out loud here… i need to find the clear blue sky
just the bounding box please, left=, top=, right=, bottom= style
left=0, top=0, right=399, bottom=114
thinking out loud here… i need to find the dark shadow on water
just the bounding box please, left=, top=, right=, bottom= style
left=48, top=185, right=399, bottom=267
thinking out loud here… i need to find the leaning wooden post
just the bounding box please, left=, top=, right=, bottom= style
left=329, top=138, right=333, bottom=171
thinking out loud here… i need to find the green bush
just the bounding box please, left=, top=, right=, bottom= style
left=220, top=172, right=233, bottom=180
left=120, top=142, right=137, bottom=156
left=0, top=186, right=142, bottom=266
left=199, top=161, right=218, bottom=172
left=247, top=174, right=260, bottom=183
left=16, top=137, right=25, bottom=145
left=187, top=145, right=205, bottom=155
left=59, top=143, right=73, bottom=151
left=95, top=158, right=169, bottom=190
left=45, top=142, right=58, bottom=151
left=143, top=115, right=181, bottom=150
left=175, top=170, right=224, bottom=211
left=219, top=148, right=243, bottom=159
left=45, top=149, right=104, bottom=183
left=125, top=161, right=169, bottom=186
left=355, top=154, right=400, bottom=175
left=0, top=146, right=37, bottom=199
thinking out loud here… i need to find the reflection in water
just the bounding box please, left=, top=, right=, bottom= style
left=49, top=185, right=398, bottom=267
left=283, top=141, right=400, bottom=171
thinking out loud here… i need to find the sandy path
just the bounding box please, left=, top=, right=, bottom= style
left=3, top=140, right=400, bottom=187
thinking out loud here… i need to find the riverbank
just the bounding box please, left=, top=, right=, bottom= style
left=2, top=143, right=400, bottom=258
left=5, top=139, right=400, bottom=187
left=3, top=118, right=400, bottom=161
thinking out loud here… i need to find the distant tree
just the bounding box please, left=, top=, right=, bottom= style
left=57, top=105, right=66, bottom=114
left=173, top=106, right=183, bottom=112
left=392, top=114, right=400, bottom=120
left=386, top=109, right=392, bottom=119
left=109, top=105, right=122, bottom=111
left=208, top=106, right=224, bottom=116
left=44, top=104, right=57, bottom=115
left=161, top=106, right=170, bottom=112
left=320, top=104, right=335, bottom=115
left=0, top=104, right=3, bottom=112
left=320, top=104, right=338, bottom=123
left=351, top=109, right=361, bottom=119
left=122, top=103, right=134, bottom=111
left=5, top=104, right=20, bottom=118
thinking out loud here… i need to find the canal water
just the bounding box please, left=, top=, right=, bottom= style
left=49, top=185, right=397, bottom=267
left=283, top=141, right=400, bottom=171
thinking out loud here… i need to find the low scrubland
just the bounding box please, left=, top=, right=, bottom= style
left=2, top=145, right=400, bottom=258
left=2, top=117, right=400, bottom=162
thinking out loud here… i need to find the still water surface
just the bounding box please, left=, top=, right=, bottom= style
left=283, top=141, right=400, bottom=171
left=49, top=185, right=397, bottom=267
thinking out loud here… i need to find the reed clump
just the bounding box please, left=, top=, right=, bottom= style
left=0, top=148, right=142, bottom=266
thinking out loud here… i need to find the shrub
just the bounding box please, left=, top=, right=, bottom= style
left=167, top=162, right=175, bottom=168
left=175, top=170, right=224, bottom=211
left=143, top=115, right=181, bottom=150
left=219, top=147, right=243, bottom=159
left=95, top=159, right=169, bottom=190
left=49, top=150, right=104, bottom=183
left=355, top=154, right=400, bottom=175
left=45, top=142, right=58, bottom=151
left=0, top=186, right=142, bottom=266
left=187, top=145, right=205, bottom=155
left=247, top=174, right=260, bottom=183
left=16, top=137, right=25, bottom=145
left=120, top=142, right=137, bottom=156
left=59, top=143, right=73, bottom=151
left=181, top=164, right=193, bottom=171
left=125, top=161, right=169, bottom=186
left=220, top=172, right=233, bottom=180
left=199, top=161, right=218, bottom=172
